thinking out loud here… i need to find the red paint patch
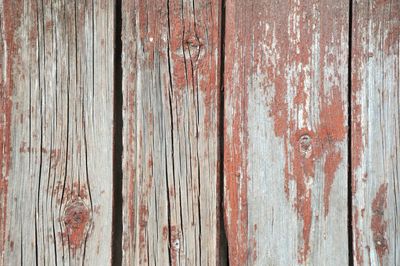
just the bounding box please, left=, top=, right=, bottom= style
left=353, top=208, right=364, bottom=265
left=223, top=85, right=249, bottom=266
left=169, top=225, right=180, bottom=265
left=162, top=225, right=169, bottom=241
left=323, top=150, right=342, bottom=217
left=371, top=183, right=388, bottom=264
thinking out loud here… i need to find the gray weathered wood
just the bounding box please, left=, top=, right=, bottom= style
left=121, top=0, right=222, bottom=265
left=223, top=1, right=349, bottom=265
left=351, top=1, right=400, bottom=265
left=1, top=0, right=114, bottom=264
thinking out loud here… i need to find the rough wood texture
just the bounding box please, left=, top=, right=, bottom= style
left=351, top=1, right=400, bottom=265
left=0, top=1, right=114, bottom=264
left=223, top=1, right=349, bottom=265
left=121, top=0, right=221, bottom=265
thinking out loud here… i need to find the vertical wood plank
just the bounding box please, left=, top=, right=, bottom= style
left=352, top=1, right=400, bottom=265
left=223, top=1, right=349, bottom=264
left=1, top=1, right=114, bottom=264
left=121, top=0, right=222, bottom=265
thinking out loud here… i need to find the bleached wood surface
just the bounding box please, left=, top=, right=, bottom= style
left=351, top=1, right=400, bottom=265
left=0, top=1, right=114, bottom=264
left=121, top=0, right=222, bottom=265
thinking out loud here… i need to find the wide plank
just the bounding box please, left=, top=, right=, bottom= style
left=351, top=1, right=400, bottom=265
left=223, top=1, right=349, bottom=264
left=121, top=0, right=222, bottom=265
left=0, top=0, right=114, bottom=264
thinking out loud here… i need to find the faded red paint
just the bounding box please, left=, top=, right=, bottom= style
left=223, top=88, right=249, bottom=266
left=323, top=150, right=342, bottom=217
left=53, top=182, right=91, bottom=210
left=350, top=5, right=365, bottom=200
left=63, top=201, right=91, bottom=252
left=126, top=88, right=136, bottom=254
left=353, top=208, right=364, bottom=265
left=371, top=183, right=388, bottom=264
left=1, top=0, right=23, bottom=257
left=138, top=204, right=148, bottom=259
left=169, top=225, right=180, bottom=266
left=250, top=224, right=257, bottom=262
left=162, top=225, right=169, bottom=241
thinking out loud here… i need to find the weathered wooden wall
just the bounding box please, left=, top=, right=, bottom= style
left=351, top=1, right=400, bottom=265
left=0, top=0, right=399, bottom=265
left=0, top=0, right=114, bottom=264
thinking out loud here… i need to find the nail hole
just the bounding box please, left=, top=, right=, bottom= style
left=299, top=134, right=312, bottom=158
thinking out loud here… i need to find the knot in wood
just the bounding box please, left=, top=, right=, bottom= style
left=299, top=134, right=312, bottom=158
left=185, top=35, right=202, bottom=60
left=172, top=239, right=180, bottom=250
left=63, top=200, right=91, bottom=249
left=373, top=235, right=388, bottom=250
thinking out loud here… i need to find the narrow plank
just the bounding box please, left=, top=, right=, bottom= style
left=121, top=0, right=222, bottom=265
left=1, top=1, right=114, bottom=264
left=223, top=1, right=349, bottom=264
left=351, top=1, right=400, bottom=265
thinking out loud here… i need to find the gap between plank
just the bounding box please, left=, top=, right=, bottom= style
left=219, top=0, right=229, bottom=264
left=112, top=0, right=123, bottom=264
left=347, top=1, right=354, bottom=265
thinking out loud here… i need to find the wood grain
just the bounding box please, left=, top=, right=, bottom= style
left=121, top=0, right=222, bottom=265
left=1, top=0, right=114, bottom=264
left=223, top=0, right=349, bottom=264
left=351, top=1, right=400, bottom=265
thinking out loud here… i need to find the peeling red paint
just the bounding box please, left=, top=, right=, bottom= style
left=223, top=1, right=254, bottom=264
left=371, top=183, right=388, bottom=264
left=223, top=88, right=249, bottom=266
left=277, top=84, right=346, bottom=264
left=265, top=2, right=347, bottom=262
left=351, top=8, right=365, bottom=200
left=169, top=225, right=180, bottom=266
left=270, top=49, right=346, bottom=265
left=353, top=208, right=364, bottom=265
left=162, top=225, right=169, bottom=241
left=126, top=87, right=136, bottom=253
left=323, top=150, right=342, bottom=217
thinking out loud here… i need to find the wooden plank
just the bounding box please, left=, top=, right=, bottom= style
left=121, top=0, right=222, bottom=265
left=223, top=1, right=349, bottom=264
left=351, top=1, right=400, bottom=265
left=1, top=0, right=114, bottom=264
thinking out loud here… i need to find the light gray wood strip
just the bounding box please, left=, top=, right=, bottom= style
left=1, top=1, right=114, bottom=264
left=351, top=1, right=400, bottom=265
left=121, top=0, right=222, bottom=265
